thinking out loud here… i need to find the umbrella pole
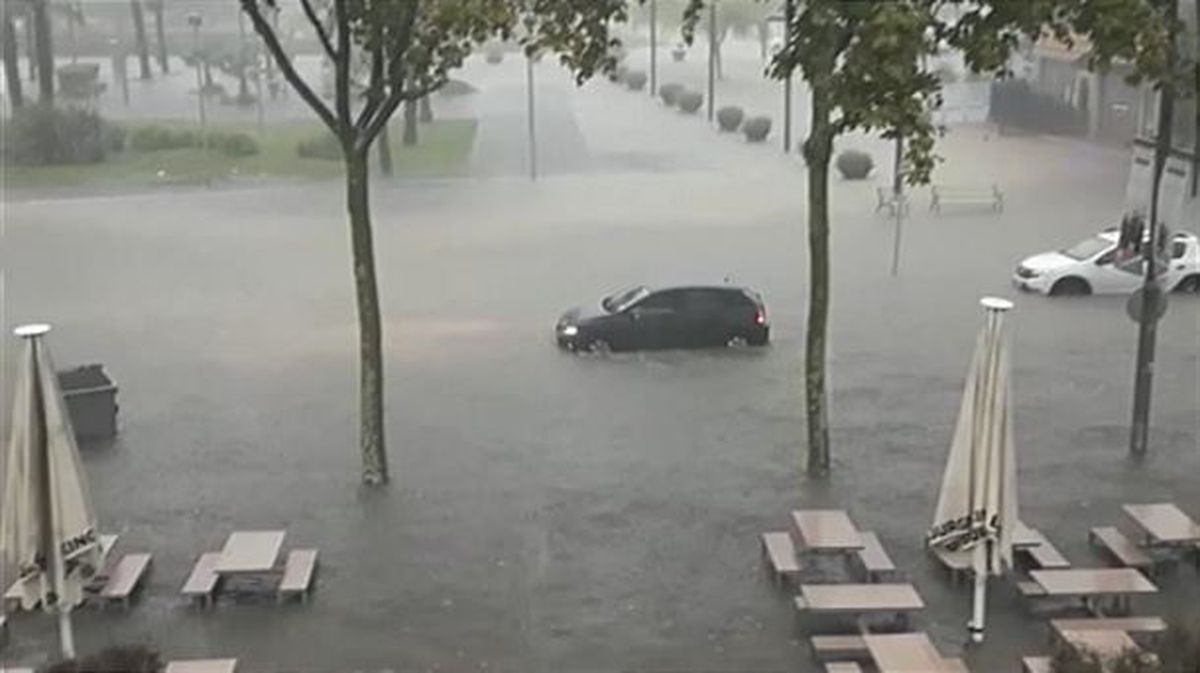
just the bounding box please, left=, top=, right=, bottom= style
left=58, top=606, right=76, bottom=659
left=969, top=540, right=987, bottom=643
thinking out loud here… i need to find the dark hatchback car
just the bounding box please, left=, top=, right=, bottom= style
left=555, top=285, right=770, bottom=353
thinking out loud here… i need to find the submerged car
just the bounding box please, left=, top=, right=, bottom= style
left=1013, top=230, right=1200, bottom=296
left=555, top=285, right=770, bottom=353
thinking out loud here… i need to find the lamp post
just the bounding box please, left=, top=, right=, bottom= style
left=707, top=1, right=716, bottom=122
left=782, top=0, right=795, bottom=153
left=186, top=12, right=206, bottom=143
left=524, top=13, right=537, bottom=181
left=649, top=0, right=657, bottom=97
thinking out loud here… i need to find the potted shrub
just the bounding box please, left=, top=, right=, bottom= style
left=742, top=116, right=771, bottom=142
left=659, top=83, right=684, bottom=106
left=625, top=70, right=648, bottom=91
left=677, top=90, right=703, bottom=113
left=835, top=149, right=873, bottom=180
left=716, top=106, right=744, bottom=132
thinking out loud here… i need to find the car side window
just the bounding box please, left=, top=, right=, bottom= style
left=683, top=290, right=725, bottom=312
left=635, top=291, right=683, bottom=312
left=1095, top=250, right=1116, bottom=266
left=1172, top=241, right=1186, bottom=259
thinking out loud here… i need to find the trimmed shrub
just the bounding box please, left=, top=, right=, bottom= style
left=625, top=71, right=647, bottom=91
left=1, top=105, right=110, bottom=165
left=57, top=63, right=102, bottom=99
left=129, top=125, right=259, bottom=157
left=835, top=149, right=873, bottom=180
left=104, top=124, right=128, bottom=152
left=742, top=115, right=771, bottom=142
left=716, top=106, right=744, bottom=132
left=677, top=90, right=703, bottom=114
left=213, top=132, right=259, bottom=157
left=659, top=83, right=684, bottom=106
left=296, top=132, right=343, bottom=161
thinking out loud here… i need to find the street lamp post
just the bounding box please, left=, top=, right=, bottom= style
left=782, top=0, right=795, bottom=153
left=890, top=135, right=905, bottom=276
left=525, top=15, right=537, bottom=181
left=707, top=1, right=716, bottom=122
left=187, top=13, right=206, bottom=143
left=649, top=0, right=657, bottom=97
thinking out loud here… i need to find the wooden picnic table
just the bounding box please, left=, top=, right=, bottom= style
left=214, top=530, right=286, bottom=575
left=1013, top=520, right=1043, bottom=549
left=1123, top=503, right=1200, bottom=546
left=791, top=510, right=863, bottom=552
left=164, top=659, right=238, bottom=673
left=1059, top=629, right=1140, bottom=658
left=1030, top=568, right=1157, bottom=597
left=798, top=583, right=924, bottom=614
left=864, top=633, right=957, bottom=672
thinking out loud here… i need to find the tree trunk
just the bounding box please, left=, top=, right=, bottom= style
left=130, top=0, right=151, bottom=79
left=377, top=123, right=393, bottom=176
left=31, top=0, right=53, bottom=105
left=757, top=21, right=768, bottom=62
left=419, top=95, right=432, bottom=123
left=801, top=73, right=835, bottom=478
left=24, top=3, right=36, bottom=81
left=152, top=0, right=168, bottom=73
left=2, top=11, right=23, bottom=109
left=403, top=97, right=417, bottom=145
left=344, top=149, right=389, bottom=485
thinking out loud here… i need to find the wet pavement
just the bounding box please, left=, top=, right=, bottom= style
left=2, top=46, right=1199, bottom=673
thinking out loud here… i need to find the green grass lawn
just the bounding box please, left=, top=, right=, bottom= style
left=3, top=118, right=478, bottom=189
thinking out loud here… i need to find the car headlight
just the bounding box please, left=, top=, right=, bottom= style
left=560, top=325, right=579, bottom=336
left=1017, top=266, right=1039, bottom=279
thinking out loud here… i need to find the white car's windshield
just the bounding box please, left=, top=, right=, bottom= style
left=1061, top=236, right=1112, bottom=261
left=602, top=286, right=650, bottom=313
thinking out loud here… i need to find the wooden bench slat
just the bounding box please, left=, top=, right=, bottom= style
left=761, top=531, right=802, bottom=580
left=1017, top=580, right=1046, bottom=597
left=1052, top=616, right=1167, bottom=634
left=99, top=553, right=152, bottom=604
left=1090, top=526, right=1154, bottom=568
left=811, top=635, right=869, bottom=662
left=856, top=531, right=896, bottom=578
left=1025, top=538, right=1071, bottom=569
left=181, top=552, right=222, bottom=605
left=278, top=549, right=318, bottom=602
left=1022, top=656, right=1052, bottom=673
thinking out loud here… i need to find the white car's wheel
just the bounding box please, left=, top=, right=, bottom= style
left=1050, top=277, right=1091, bottom=296
left=1173, top=275, right=1200, bottom=293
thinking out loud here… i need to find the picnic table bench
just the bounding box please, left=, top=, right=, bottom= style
left=1028, top=568, right=1157, bottom=616
left=792, top=510, right=864, bottom=554
left=825, top=663, right=864, bottom=673
left=1090, top=526, right=1155, bottom=571
left=1059, top=629, right=1141, bottom=658
left=278, top=549, right=318, bottom=604
left=164, top=659, right=238, bottom=673
left=98, top=553, right=152, bottom=610
left=855, top=531, right=897, bottom=582
left=864, top=633, right=960, bottom=672
left=181, top=552, right=223, bottom=608
left=761, top=531, right=803, bottom=586
left=1123, top=503, right=1200, bottom=548
left=1022, top=656, right=1052, bottom=673
left=1051, top=616, right=1167, bottom=644
left=930, top=184, right=1004, bottom=213
left=811, top=635, right=869, bottom=662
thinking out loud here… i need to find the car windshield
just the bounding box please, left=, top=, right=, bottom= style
left=602, top=286, right=650, bottom=313
left=1060, top=236, right=1112, bottom=261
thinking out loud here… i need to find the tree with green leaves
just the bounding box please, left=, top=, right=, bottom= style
left=241, top=0, right=631, bottom=486
left=2, top=4, right=24, bottom=108
left=130, top=0, right=152, bottom=79
left=147, top=0, right=169, bottom=74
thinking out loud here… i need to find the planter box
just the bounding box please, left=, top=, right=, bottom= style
left=58, top=364, right=119, bottom=441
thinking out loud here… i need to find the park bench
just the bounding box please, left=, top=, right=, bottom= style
left=181, top=552, right=223, bottom=609
left=1023, top=656, right=1052, bottom=673
left=810, top=635, right=869, bottom=662
left=99, top=553, right=152, bottom=610
left=930, top=184, right=1004, bottom=213
left=278, top=549, right=319, bottom=604
left=761, top=532, right=802, bottom=586
left=1090, top=526, right=1154, bottom=571
left=1023, top=536, right=1071, bottom=570
left=855, top=531, right=897, bottom=582
left=1051, top=616, right=1167, bottom=642
left=825, top=663, right=863, bottom=673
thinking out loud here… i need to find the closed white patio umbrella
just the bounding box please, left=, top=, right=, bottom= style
left=2, top=324, right=103, bottom=658
left=927, top=298, right=1019, bottom=644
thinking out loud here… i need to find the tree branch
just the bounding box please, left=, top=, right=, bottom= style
left=354, top=31, right=386, bottom=131
left=355, top=80, right=442, bottom=154
left=241, top=0, right=338, bottom=134
left=299, top=0, right=336, bottom=62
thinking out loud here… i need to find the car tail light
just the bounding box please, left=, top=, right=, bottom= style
left=755, top=309, right=766, bottom=325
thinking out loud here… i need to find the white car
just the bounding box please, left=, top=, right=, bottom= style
left=1013, top=229, right=1200, bottom=296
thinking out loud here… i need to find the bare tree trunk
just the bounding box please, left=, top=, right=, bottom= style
left=24, top=3, right=36, bottom=81
left=151, top=0, right=168, bottom=73
left=130, top=0, right=151, bottom=79
left=757, top=20, right=768, bottom=62
left=377, top=123, right=393, bottom=176
left=2, top=10, right=24, bottom=109
left=419, top=95, right=432, bottom=122
left=403, top=97, right=417, bottom=145
left=32, top=0, right=53, bottom=105
left=345, top=148, right=389, bottom=485
left=802, top=67, right=835, bottom=478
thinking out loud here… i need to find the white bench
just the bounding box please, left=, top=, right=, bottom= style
left=930, top=184, right=1004, bottom=213
left=99, top=553, right=152, bottom=610
left=810, top=635, right=869, bottom=662
left=181, top=552, right=223, bottom=608
left=1090, top=526, right=1154, bottom=571
left=278, top=549, right=318, bottom=604
left=1022, top=656, right=1052, bottom=673
left=1023, top=537, right=1071, bottom=569
left=855, top=531, right=896, bottom=582
left=761, top=532, right=802, bottom=586
left=825, top=663, right=864, bottom=673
